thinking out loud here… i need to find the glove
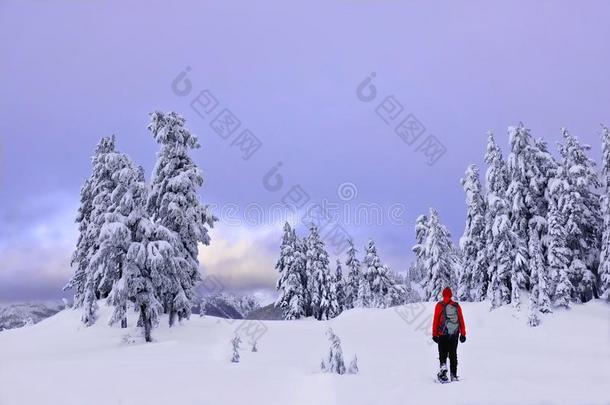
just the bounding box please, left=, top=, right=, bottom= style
left=432, top=336, right=439, bottom=343
left=460, top=335, right=466, bottom=343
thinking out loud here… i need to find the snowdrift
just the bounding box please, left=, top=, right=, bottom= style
left=0, top=300, right=608, bottom=405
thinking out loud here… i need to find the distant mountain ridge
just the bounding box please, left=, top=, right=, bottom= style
left=0, top=301, right=66, bottom=331
left=0, top=293, right=268, bottom=332
left=195, top=293, right=263, bottom=319
left=245, top=303, right=284, bottom=320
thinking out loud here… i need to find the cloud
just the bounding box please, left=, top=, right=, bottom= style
left=0, top=190, right=285, bottom=302
left=198, top=224, right=280, bottom=293
left=0, top=243, right=73, bottom=302
left=0, top=192, right=77, bottom=302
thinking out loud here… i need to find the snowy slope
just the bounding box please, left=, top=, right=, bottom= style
left=0, top=300, right=608, bottom=405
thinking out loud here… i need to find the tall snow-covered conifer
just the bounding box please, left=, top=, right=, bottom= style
left=73, top=136, right=120, bottom=325
left=147, top=111, right=216, bottom=326
left=305, top=225, right=331, bottom=320
left=327, top=260, right=344, bottom=318
left=527, top=218, right=552, bottom=327
left=599, top=126, right=610, bottom=299
left=484, top=133, right=513, bottom=308
left=420, top=209, right=459, bottom=301
left=458, top=165, right=487, bottom=301
left=344, top=239, right=361, bottom=310
left=275, top=223, right=306, bottom=320
left=547, top=166, right=573, bottom=308
left=506, top=125, right=535, bottom=307
left=104, top=163, right=168, bottom=341
left=334, top=259, right=345, bottom=314
left=559, top=129, right=601, bottom=302
left=88, top=150, right=138, bottom=328
left=355, top=276, right=372, bottom=308
left=527, top=227, right=543, bottom=327
left=411, top=214, right=429, bottom=285
left=362, top=240, right=397, bottom=308
left=65, top=137, right=116, bottom=309
left=363, top=240, right=381, bottom=307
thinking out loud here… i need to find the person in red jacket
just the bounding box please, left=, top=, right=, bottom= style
left=431, top=287, right=466, bottom=382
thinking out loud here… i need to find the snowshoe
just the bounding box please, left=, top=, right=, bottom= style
left=437, top=365, right=449, bottom=383
left=450, top=373, right=459, bottom=382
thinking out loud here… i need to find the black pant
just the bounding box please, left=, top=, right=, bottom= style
left=437, top=334, right=459, bottom=375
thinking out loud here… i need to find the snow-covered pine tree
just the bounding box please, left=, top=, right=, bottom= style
left=80, top=275, right=100, bottom=326
left=506, top=125, right=536, bottom=308
left=599, top=126, right=610, bottom=299
left=483, top=133, right=513, bottom=308
left=420, top=209, right=459, bottom=301
left=83, top=137, right=132, bottom=324
left=527, top=289, right=541, bottom=327
left=528, top=217, right=552, bottom=314
left=355, top=276, right=372, bottom=308
left=147, top=111, right=217, bottom=326
left=362, top=240, right=397, bottom=308
left=559, top=129, right=602, bottom=302
left=384, top=267, right=406, bottom=307
left=363, top=240, right=380, bottom=306
left=344, top=239, right=362, bottom=310
left=327, top=260, right=341, bottom=319
left=402, top=270, right=421, bottom=303
left=527, top=218, right=550, bottom=327
left=305, top=225, right=331, bottom=320
left=321, top=328, right=346, bottom=375
left=411, top=214, right=429, bottom=285
left=531, top=137, right=558, bottom=223
left=498, top=125, right=555, bottom=310
left=458, top=164, right=487, bottom=302
left=118, top=166, right=169, bottom=342
left=295, top=234, right=310, bottom=316
left=407, top=261, right=424, bottom=285
left=530, top=136, right=558, bottom=298
left=275, top=223, right=306, bottom=320
left=65, top=178, right=94, bottom=306
left=88, top=150, right=138, bottom=328
left=547, top=167, right=573, bottom=308
left=331, top=259, right=345, bottom=317
left=66, top=136, right=118, bottom=324
left=83, top=146, right=167, bottom=340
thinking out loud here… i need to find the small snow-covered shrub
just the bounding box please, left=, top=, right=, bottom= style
left=230, top=335, right=241, bottom=363
left=121, top=334, right=138, bottom=345
left=348, top=355, right=359, bottom=374
left=320, top=328, right=346, bottom=375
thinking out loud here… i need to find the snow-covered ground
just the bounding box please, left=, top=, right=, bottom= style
left=0, top=300, right=608, bottom=405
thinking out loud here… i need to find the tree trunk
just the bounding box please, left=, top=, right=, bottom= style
left=121, top=303, right=127, bottom=328
left=168, top=299, right=176, bottom=327
left=162, top=293, right=171, bottom=314
left=169, top=310, right=176, bottom=327
left=141, top=305, right=152, bottom=342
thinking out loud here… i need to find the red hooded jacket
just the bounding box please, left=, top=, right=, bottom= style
left=432, top=287, right=466, bottom=337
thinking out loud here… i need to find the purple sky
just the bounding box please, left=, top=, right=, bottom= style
left=1, top=1, right=609, bottom=303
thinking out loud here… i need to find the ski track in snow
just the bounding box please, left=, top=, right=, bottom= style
left=0, top=301, right=608, bottom=405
